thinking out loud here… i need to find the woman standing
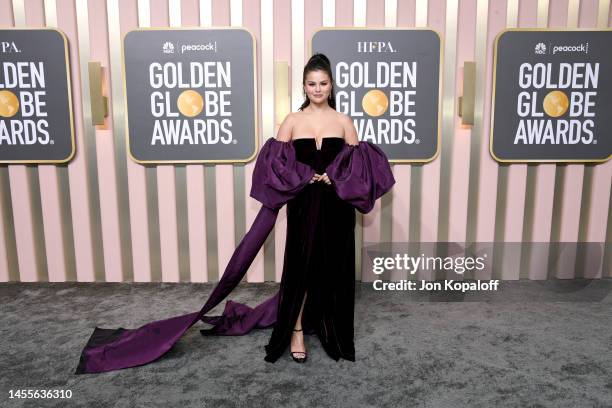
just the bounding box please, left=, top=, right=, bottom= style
left=264, top=53, right=361, bottom=363
left=75, top=53, right=394, bottom=374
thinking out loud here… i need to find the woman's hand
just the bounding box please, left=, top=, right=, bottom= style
left=319, top=172, right=331, bottom=185
left=309, top=173, right=331, bottom=185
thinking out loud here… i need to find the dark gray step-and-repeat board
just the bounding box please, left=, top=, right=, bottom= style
left=123, top=28, right=257, bottom=163
left=491, top=29, right=611, bottom=163
left=0, top=28, right=75, bottom=164
left=311, top=28, right=442, bottom=163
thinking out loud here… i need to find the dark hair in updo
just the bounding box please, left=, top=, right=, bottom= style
left=298, top=53, right=336, bottom=111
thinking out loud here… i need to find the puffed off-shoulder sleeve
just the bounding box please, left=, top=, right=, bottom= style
left=250, top=138, right=315, bottom=209
left=325, top=141, right=395, bottom=214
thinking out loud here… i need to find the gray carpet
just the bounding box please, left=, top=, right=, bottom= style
left=0, top=280, right=611, bottom=408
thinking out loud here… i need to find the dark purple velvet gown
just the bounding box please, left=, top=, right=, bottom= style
left=75, top=137, right=394, bottom=374
left=263, top=137, right=357, bottom=362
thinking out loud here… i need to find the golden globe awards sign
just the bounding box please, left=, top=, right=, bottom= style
left=0, top=29, right=75, bottom=163
left=491, top=29, right=612, bottom=162
left=311, top=28, right=442, bottom=162
left=123, top=28, right=257, bottom=163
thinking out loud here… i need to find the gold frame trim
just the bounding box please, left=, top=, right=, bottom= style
left=121, top=26, right=259, bottom=165
left=309, top=26, right=444, bottom=164
left=0, top=27, right=76, bottom=164
left=489, top=28, right=612, bottom=164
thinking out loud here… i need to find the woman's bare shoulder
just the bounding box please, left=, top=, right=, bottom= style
left=336, top=111, right=359, bottom=145
left=335, top=110, right=352, bottom=120
left=275, top=113, right=297, bottom=142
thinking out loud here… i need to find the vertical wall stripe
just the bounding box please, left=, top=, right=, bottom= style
left=384, top=0, right=396, bottom=26
left=361, top=0, right=384, bottom=283
left=323, top=0, right=335, bottom=25
left=354, top=0, right=366, bottom=25
left=230, top=0, right=247, bottom=277
left=291, top=0, right=305, bottom=112
left=25, top=1, right=49, bottom=283
left=0, top=0, right=18, bottom=282
left=180, top=0, right=208, bottom=283
left=273, top=0, right=297, bottom=281
left=390, top=164, right=410, bottom=282
left=137, top=0, right=162, bottom=282
left=110, top=0, right=153, bottom=282
left=351, top=0, right=366, bottom=281
left=138, top=0, right=151, bottom=26
left=85, top=1, right=124, bottom=282
left=391, top=0, right=414, bottom=283
left=73, top=0, right=106, bottom=281
left=435, top=0, right=459, bottom=281
left=201, top=0, right=219, bottom=282
left=204, top=165, right=219, bottom=281
left=35, top=0, right=72, bottom=282
left=273, top=0, right=291, bottom=282
left=38, top=164, right=70, bottom=282
left=213, top=0, right=236, bottom=281
left=55, top=0, right=100, bottom=281
left=360, top=0, right=377, bottom=282
left=200, top=0, right=212, bottom=25
left=409, top=0, right=426, bottom=281
left=149, top=0, right=180, bottom=283
left=261, top=0, right=275, bottom=282
left=7, top=159, right=47, bottom=282
left=256, top=0, right=275, bottom=282
left=44, top=0, right=76, bottom=283
left=381, top=0, right=396, bottom=282
left=214, top=153, right=235, bottom=274
left=548, top=0, right=588, bottom=279
left=415, top=0, right=427, bottom=26
left=522, top=0, right=555, bottom=280
left=416, top=0, right=445, bottom=282
left=140, top=0, right=162, bottom=284
left=233, top=165, right=246, bottom=248
left=446, top=0, right=475, bottom=277
left=93, top=0, right=134, bottom=283
left=168, top=0, right=192, bottom=282
left=243, top=0, right=265, bottom=283
left=494, top=0, right=526, bottom=281
left=8, top=0, right=48, bottom=282
left=604, top=209, right=611, bottom=278
left=465, top=0, right=490, bottom=280
left=0, top=168, right=17, bottom=281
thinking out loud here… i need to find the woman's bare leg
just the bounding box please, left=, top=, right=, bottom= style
left=291, top=292, right=307, bottom=357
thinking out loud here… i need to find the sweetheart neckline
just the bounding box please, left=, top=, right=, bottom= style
left=292, top=137, right=344, bottom=151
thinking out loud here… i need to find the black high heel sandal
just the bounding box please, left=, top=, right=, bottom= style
left=290, top=329, right=307, bottom=363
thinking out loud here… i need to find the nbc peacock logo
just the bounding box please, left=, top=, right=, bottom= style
left=162, top=41, right=174, bottom=54
left=534, top=42, right=546, bottom=55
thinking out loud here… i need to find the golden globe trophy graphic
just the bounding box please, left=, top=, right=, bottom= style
left=362, top=89, right=389, bottom=118
left=0, top=90, right=19, bottom=118
left=542, top=90, right=569, bottom=118
left=177, top=89, right=204, bottom=118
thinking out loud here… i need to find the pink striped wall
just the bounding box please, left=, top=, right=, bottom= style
left=0, top=0, right=610, bottom=283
